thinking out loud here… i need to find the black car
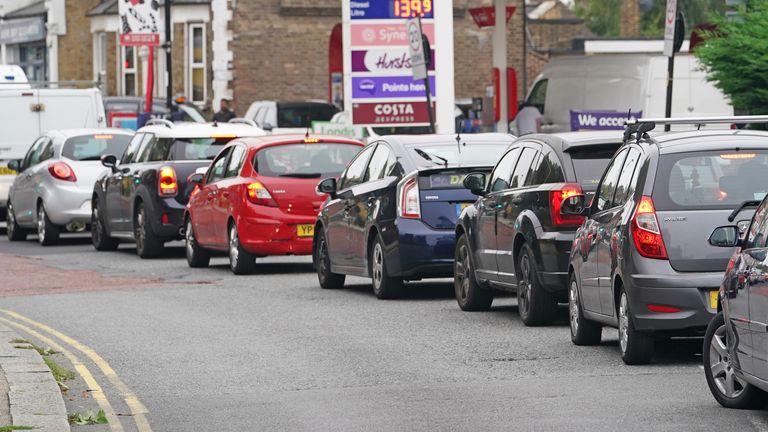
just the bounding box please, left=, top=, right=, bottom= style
left=313, top=134, right=513, bottom=299
left=454, top=132, right=622, bottom=325
left=705, top=202, right=768, bottom=408
left=91, top=121, right=263, bottom=258
left=566, top=123, right=768, bottom=365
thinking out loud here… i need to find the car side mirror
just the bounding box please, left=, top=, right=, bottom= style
left=709, top=225, right=741, bottom=248
left=7, top=159, right=21, bottom=172
left=188, top=173, right=205, bottom=185
left=317, top=177, right=337, bottom=198
left=560, top=194, right=589, bottom=217
left=100, top=154, right=118, bottom=172
left=463, top=173, right=486, bottom=196
left=262, top=122, right=274, bottom=132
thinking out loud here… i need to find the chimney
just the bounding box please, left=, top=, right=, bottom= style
left=620, top=0, right=641, bottom=37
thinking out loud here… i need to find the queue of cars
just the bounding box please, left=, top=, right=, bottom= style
left=3, top=114, right=767, bottom=410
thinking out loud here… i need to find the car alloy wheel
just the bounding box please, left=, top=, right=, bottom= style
left=186, top=219, right=195, bottom=259
left=709, top=323, right=747, bottom=399
left=229, top=225, right=240, bottom=265
left=517, top=253, right=532, bottom=317
left=228, top=223, right=255, bottom=275
left=136, top=207, right=146, bottom=253
left=456, top=243, right=472, bottom=302
left=569, top=279, right=580, bottom=336
left=619, top=293, right=629, bottom=354
left=372, top=242, right=384, bottom=291
left=6, top=202, right=23, bottom=241
left=315, top=230, right=345, bottom=289
left=37, top=205, right=46, bottom=243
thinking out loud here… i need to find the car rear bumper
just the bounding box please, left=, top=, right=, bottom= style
left=387, top=218, right=455, bottom=279
left=42, top=185, right=92, bottom=226
left=536, top=231, right=575, bottom=293
left=237, top=213, right=316, bottom=257
left=147, top=197, right=187, bottom=239
left=627, top=272, right=721, bottom=332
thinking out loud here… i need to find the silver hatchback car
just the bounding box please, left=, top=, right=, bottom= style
left=6, top=129, right=133, bottom=245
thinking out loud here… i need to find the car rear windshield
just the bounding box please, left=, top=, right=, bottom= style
left=153, top=138, right=233, bottom=161
left=62, top=134, right=132, bottom=161
left=408, top=144, right=507, bottom=166
left=654, top=150, right=768, bottom=210
left=277, top=104, right=339, bottom=128
left=253, top=143, right=361, bottom=178
left=568, top=145, right=621, bottom=190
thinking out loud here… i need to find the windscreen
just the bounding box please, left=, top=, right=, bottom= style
left=654, top=151, right=768, bottom=210
left=569, top=146, right=620, bottom=190
left=372, top=126, right=432, bottom=135
left=254, top=143, right=361, bottom=178
left=62, top=134, right=132, bottom=161
left=156, top=138, right=234, bottom=161
left=408, top=144, right=507, bottom=166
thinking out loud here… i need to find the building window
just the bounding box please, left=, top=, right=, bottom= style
left=122, top=45, right=137, bottom=96
left=188, top=23, right=206, bottom=104
left=94, top=33, right=108, bottom=91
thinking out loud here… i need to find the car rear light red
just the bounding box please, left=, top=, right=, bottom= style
left=48, top=162, right=76, bottom=182
left=158, top=167, right=178, bottom=197
left=161, top=213, right=169, bottom=224
left=550, top=183, right=585, bottom=227
left=246, top=182, right=278, bottom=207
left=398, top=177, right=420, bottom=219
left=631, top=196, right=668, bottom=259
left=646, top=304, right=681, bottom=313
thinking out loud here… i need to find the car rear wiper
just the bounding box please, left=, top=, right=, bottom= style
left=413, top=148, right=448, bottom=167
left=279, top=173, right=322, bottom=178
left=728, top=200, right=761, bottom=222
left=79, top=156, right=103, bottom=161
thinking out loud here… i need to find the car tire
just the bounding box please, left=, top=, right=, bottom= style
left=703, top=312, right=765, bottom=409
left=37, top=203, right=60, bottom=246
left=134, top=202, right=164, bottom=258
left=517, top=243, right=558, bottom=326
left=569, top=274, right=602, bottom=345
left=454, top=234, right=493, bottom=311
left=315, top=229, right=345, bottom=289
left=618, top=289, right=654, bottom=365
left=91, top=197, right=119, bottom=251
left=370, top=236, right=402, bottom=299
left=228, top=223, right=255, bottom=275
left=185, top=216, right=210, bottom=268
left=6, top=201, right=27, bottom=241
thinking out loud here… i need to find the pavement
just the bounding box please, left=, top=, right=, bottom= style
left=0, top=234, right=766, bottom=432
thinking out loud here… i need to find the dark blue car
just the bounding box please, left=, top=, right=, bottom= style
left=313, top=133, right=513, bottom=299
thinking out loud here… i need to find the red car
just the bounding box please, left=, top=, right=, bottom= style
left=184, top=134, right=364, bottom=274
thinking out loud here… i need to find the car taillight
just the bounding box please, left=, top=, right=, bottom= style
left=631, top=196, right=668, bottom=259
left=48, top=162, right=76, bottom=182
left=246, top=182, right=278, bottom=207
left=398, top=177, right=420, bottom=219
left=550, top=183, right=585, bottom=227
left=158, top=167, right=178, bottom=197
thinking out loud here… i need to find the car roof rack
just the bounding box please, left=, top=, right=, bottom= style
left=623, top=115, right=768, bottom=144
left=228, top=118, right=257, bottom=127
left=145, top=118, right=175, bottom=128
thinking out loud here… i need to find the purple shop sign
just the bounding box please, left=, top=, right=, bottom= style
left=352, top=76, right=436, bottom=99
left=570, top=110, right=641, bottom=131
left=352, top=49, right=436, bottom=73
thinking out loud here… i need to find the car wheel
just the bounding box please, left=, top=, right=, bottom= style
left=454, top=234, right=493, bottom=311
left=370, top=236, right=402, bottom=299
left=704, top=312, right=765, bottom=408
left=618, top=289, right=654, bottom=365
left=228, top=223, right=255, bottom=275
left=134, top=202, right=163, bottom=258
left=6, top=201, right=27, bottom=241
left=517, top=243, right=558, bottom=326
left=185, top=216, right=210, bottom=268
left=37, top=203, right=60, bottom=246
left=315, top=229, right=345, bottom=289
left=569, top=274, right=602, bottom=345
left=91, top=197, right=119, bottom=251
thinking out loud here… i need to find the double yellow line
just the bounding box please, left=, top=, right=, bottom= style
left=0, top=309, right=152, bottom=432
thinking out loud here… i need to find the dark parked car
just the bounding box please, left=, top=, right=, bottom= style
left=313, top=133, right=514, bottom=299
left=705, top=205, right=768, bottom=409
left=567, top=122, right=768, bottom=365
left=454, top=132, right=623, bottom=325
left=91, top=121, right=264, bottom=258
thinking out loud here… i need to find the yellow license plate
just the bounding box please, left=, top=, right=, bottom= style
left=0, top=167, right=16, bottom=175
left=297, top=224, right=314, bottom=237
left=709, top=290, right=719, bottom=310
left=455, top=202, right=472, bottom=216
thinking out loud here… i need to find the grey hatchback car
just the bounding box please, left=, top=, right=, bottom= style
left=567, top=122, right=768, bottom=365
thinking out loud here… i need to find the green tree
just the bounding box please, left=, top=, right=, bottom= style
left=695, top=1, right=768, bottom=115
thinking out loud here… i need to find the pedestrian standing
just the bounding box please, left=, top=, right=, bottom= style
left=213, top=98, right=236, bottom=123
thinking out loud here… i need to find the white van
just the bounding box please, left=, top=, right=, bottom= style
left=0, top=87, right=107, bottom=218
left=515, top=54, right=733, bottom=134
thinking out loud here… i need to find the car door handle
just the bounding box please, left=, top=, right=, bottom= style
left=222, top=191, right=230, bottom=199
left=25, top=172, right=32, bottom=178
left=367, top=197, right=376, bottom=207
